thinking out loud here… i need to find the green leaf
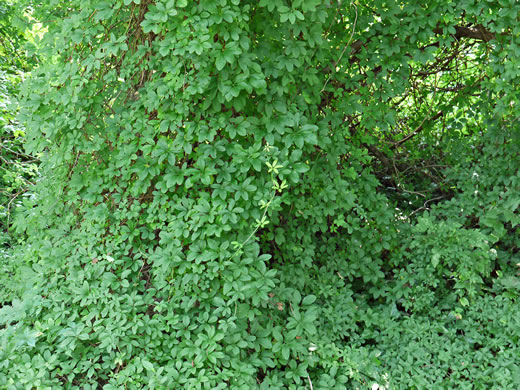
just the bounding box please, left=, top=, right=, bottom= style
left=215, top=54, right=226, bottom=71
left=432, top=253, right=440, bottom=268
left=142, top=360, right=155, bottom=371
left=302, top=295, right=316, bottom=305
left=281, top=346, right=290, bottom=360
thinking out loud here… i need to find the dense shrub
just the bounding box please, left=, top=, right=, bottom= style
left=1, top=0, right=519, bottom=388
left=0, top=0, right=38, bottom=248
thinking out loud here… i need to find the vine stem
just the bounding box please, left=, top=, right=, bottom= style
left=320, top=3, right=358, bottom=93
left=230, top=190, right=277, bottom=260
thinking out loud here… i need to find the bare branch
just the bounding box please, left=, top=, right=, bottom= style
left=349, top=24, right=497, bottom=63
left=392, top=111, right=444, bottom=148
left=433, top=25, right=495, bottom=42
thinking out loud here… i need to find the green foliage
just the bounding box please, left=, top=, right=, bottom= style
left=360, top=291, right=520, bottom=389
left=0, top=0, right=39, bottom=248
left=1, top=0, right=520, bottom=388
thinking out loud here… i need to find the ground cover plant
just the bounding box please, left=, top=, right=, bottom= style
left=1, top=0, right=519, bottom=388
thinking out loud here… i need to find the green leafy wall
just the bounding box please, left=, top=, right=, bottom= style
left=1, top=0, right=519, bottom=388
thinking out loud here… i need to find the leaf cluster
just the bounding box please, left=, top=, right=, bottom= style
left=1, top=0, right=520, bottom=388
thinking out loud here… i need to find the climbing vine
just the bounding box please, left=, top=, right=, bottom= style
left=1, top=0, right=520, bottom=388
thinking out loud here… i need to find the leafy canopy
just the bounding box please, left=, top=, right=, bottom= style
left=0, top=0, right=39, bottom=249
left=1, top=0, right=520, bottom=388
